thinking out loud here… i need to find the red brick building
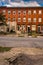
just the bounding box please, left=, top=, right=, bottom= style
left=0, top=6, right=43, bottom=33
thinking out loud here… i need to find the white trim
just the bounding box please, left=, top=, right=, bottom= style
left=27, top=25, right=30, bottom=27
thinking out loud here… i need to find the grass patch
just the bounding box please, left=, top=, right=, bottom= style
left=0, top=47, right=12, bottom=52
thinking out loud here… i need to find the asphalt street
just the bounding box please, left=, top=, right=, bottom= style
left=0, top=36, right=43, bottom=48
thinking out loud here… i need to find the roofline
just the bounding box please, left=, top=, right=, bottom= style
left=0, top=6, right=43, bottom=8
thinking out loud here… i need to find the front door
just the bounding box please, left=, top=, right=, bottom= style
left=27, top=26, right=30, bottom=33
left=37, top=26, right=41, bottom=33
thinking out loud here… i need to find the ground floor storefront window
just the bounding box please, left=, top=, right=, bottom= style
left=17, top=25, right=43, bottom=34
left=32, top=25, right=36, bottom=31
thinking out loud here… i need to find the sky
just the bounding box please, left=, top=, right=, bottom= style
left=0, top=0, right=43, bottom=7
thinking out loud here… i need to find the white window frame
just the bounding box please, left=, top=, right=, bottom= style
left=33, top=10, right=36, bottom=14
left=23, top=18, right=26, bottom=22
left=23, top=10, right=26, bottom=15
left=32, top=25, right=36, bottom=31
left=38, top=18, right=42, bottom=22
left=18, top=18, right=21, bottom=22
left=39, top=10, right=42, bottom=14
left=28, top=18, right=31, bottom=22
left=33, top=18, right=36, bottom=22
left=28, top=10, right=31, bottom=15
left=2, top=10, right=6, bottom=13
left=13, top=11, right=16, bottom=15
left=18, top=10, right=21, bottom=15
left=8, top=10, right=11, bottom=14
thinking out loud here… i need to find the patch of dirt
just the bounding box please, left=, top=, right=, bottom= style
left=0, top=48, right=43, bottom=65
left=7, top=53, right=43, bottom=65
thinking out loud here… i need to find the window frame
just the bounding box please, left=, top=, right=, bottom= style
left=28, top=10, right=31, bottom=15
left=28, top=18, right=31, bottom=22
left=23, top=17, right=26, bottom=22
left=38, top=18, right=42, bottom=22
left=8, top=10, right=11, bottom=14
left=33, top=18, right=36, bottom=22
left=18, top=18, right=21, bottom=22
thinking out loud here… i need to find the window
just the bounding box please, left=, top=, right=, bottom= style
left=28, top=18, right=31, bottom=22
left=13, top=11, right=16, bottom=15
left=8, top=10, right=11, bottom=14
left=18, top=18, right=21, bottom=22
left=32, top=25, right=36, bottom=31
left=39, top=10, right=42, bottom=14
left=18, top=10, right=21, bottom=15
left=23, top=18, right=26, bottom=22
left=33, top=10, right=36, bottom=14
left=2, top=10, right=6, bottom=14
left=33, top=18, right=36, bottom=22
left=13, top=18, right=16, bottom=21
left=28, top=10, right=31, bottom=15
left=38, top=18, right=42, bottom=22
left=23, top=11, right=26, bottom=15
left=8, top=18, right=11, bottom=21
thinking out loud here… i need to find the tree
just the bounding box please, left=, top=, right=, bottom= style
left=0, top=13, right=7, bottom=25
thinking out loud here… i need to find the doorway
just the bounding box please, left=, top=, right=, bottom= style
left=37, top=26, right=41, bottom=33
left=27, top=26, right=30, bottom=33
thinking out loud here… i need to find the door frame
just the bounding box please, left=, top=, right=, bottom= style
left=37, top=26, right=41, bottom=32
left=27, top=25, right=30, bottom=33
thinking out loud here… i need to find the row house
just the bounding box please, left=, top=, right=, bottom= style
left=0, top=6, right=43, bottom=33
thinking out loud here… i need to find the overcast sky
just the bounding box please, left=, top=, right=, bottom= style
left=0, top=0, right=43, bottom=7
